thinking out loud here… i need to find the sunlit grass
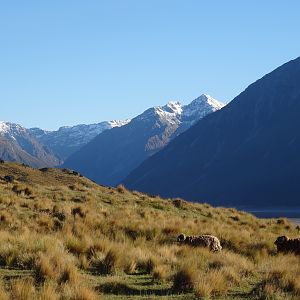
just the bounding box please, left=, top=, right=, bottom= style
left=0, top=162, right=298, bottom=299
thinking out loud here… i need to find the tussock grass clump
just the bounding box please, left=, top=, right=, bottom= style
left=95, top=247, right=138, bottom=275
left=95, top=249, right=121, bottom=275
left=0, top=281, right=9, bottom=300
left=11, top=278, right=36, bottom=300
left=38, top=281, right=60, bottom=300
left=72, top=206, right=86, bottom=219
left=252, top=254, right=300, bottom=299
left=152, top=264, right=170, bottom=282
left=68, top=285, right=98, bottom=300
left=195, top=269, right=230, bottom=298
left=65, top=235, right=90, bottom=256
left=59, top=264, right=81, bottom=284
left=173, top=264, right=234, bottom=298
left=172, top=198, right=187, bottom=209
left=33, top=246, right=77, bottom=284
left=173, top=267, right=197, bottom=292
left=138, top=256, right=158, bottom=274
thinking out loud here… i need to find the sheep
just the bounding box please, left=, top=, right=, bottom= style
left=274, top=235, right=300, bottom=255
left=177, top=233, right=222, bottom=252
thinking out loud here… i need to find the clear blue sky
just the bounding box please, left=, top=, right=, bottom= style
left=1, top=1, right=299, bottom=130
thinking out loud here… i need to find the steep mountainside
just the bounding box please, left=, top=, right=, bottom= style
left=63, top=95, right=224, bottom=186
left=124, top=57, right=300, bottom=208
left=30, top=119, right=130, bottom=160
left=0, top=122, right=60, bottom=167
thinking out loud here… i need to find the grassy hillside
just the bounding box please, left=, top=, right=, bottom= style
left=0, top=162, right=298, bottom=299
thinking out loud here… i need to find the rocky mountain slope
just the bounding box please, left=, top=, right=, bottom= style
left=63, top=95, right=224, bottom=186
left=0, top=122, right=60, bottom=167
left=30, top=119, right=130, bottom=160
left=124, top=57, right=300, bottom=208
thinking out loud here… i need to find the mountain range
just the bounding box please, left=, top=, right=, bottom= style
left=0, top=122, right=60, bottom=168
left=0, top=94, right=222, bottom=178
left=2, top=57, right=299, bottom=209
left=123, top=57, right=300, bottom=208
left=63, top=95, right=224, bottom=186
left=29, top=119, right=130, bottom=160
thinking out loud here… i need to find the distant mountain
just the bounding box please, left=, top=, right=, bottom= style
left=124, top=57, right=300, bottom=208
left=30, top=119, right=130, bottom=160
left=0, top=121, right=60, bottom=167
left=63, top=95, right=224, bottom=186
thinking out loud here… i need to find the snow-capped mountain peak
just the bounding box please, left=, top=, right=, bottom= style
left=0, top=121, right=9, bottom=133
left=63, top=93, right=225, bottom=186
left=0, top=121, right=28, bottom=137
left=152, top=102, right=183, bottom=125
left=0, top=121, right=61, bottom=167
left=191, top=94, right=224, bottom=109
left=152, top=94, right=224, bottom=119
left=164, top=101, right=183, bottom=114
left=137, top=94, right=224, bottom=126
left=182, top=94, right=224, bottom=119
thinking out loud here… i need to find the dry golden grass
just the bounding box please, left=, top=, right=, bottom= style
left=38, top=281, right=60, bottom=300
left=0, top=162, right=298, bottom=299
left=0, top=281, right=9, bottom=300
left=11, top=278, right=36, bottom=300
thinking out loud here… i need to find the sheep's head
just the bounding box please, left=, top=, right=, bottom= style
left=177, top=234, right=186, bottom=243
left=274, top=236, right=289, bottom=245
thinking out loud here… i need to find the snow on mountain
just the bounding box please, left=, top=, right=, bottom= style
left=0, top=93, right=223, bottom=174
left=108, top=119, right=131, bottom=127
left=0, top=121, right=61, bottom=167
left=47, top=119, right=131, bottom=146
left=151, top=101, right=183, bottom=125
left=0, top=121, right=28, bottom=138
left=180, top=94, right=224, bottom=131
left=124, top=57, right=300, bottom=207
left=0, top=122, right=10, bottom=134
left=138, top=94, right=224, bottom=127
left=183, top=94, right=224, bottom=118
left=63, top=94, right=225, bottom=186
left=30, top=119, right=131, bottom=160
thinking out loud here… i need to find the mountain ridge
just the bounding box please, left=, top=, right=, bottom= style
left=0, top=121, right=61, bottom=167
left=29, top=119, right=131, bottom=160
left=123, top=57, right=300, bottom=207
left=63, top=94, right=224, bottom=186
